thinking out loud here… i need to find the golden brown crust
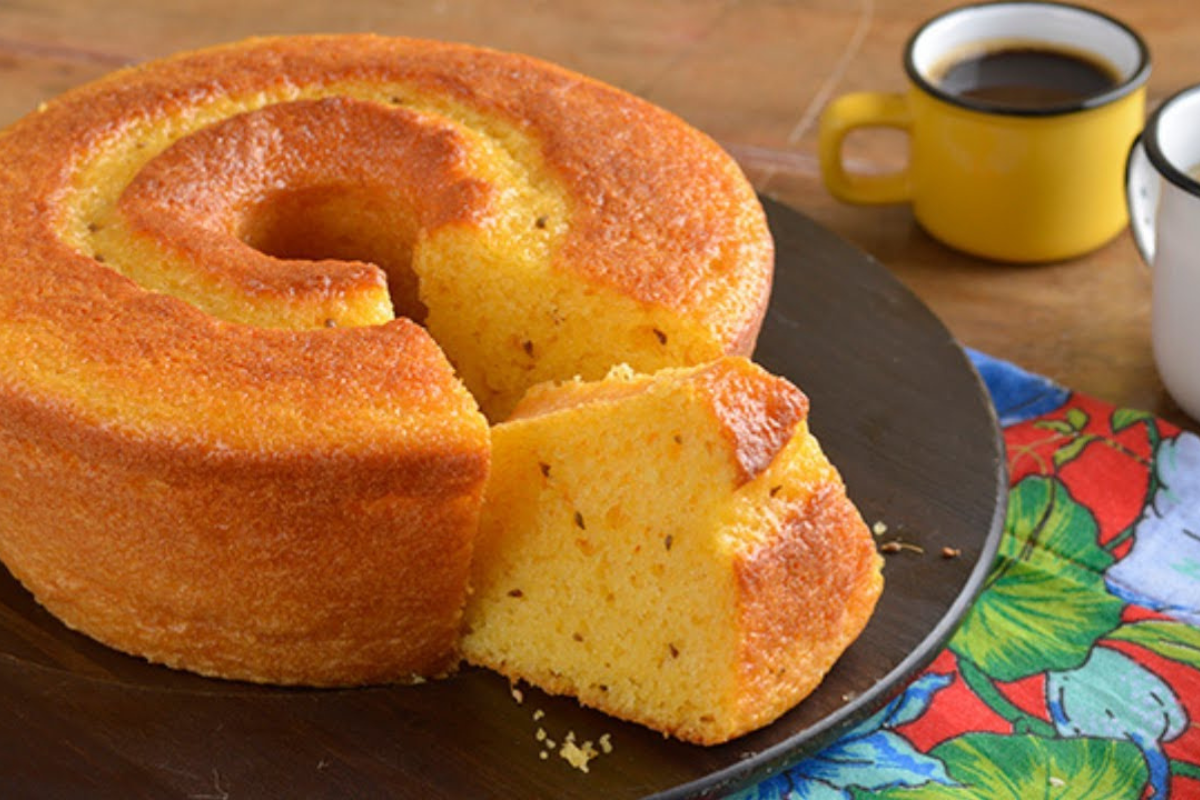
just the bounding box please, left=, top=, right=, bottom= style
left=0, top=405, right=487, bottom=684
left=733, top=480, right=883, bottom=740
left=0, top=312, right=491, bottom=684
left=7, top=34, right=772, bottom=344
left=116, top=96, right=493, bottom=321
left=694, top=358, right=810, bottom=486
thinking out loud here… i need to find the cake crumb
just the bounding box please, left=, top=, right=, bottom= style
left=872, top=520, right=888, bottom=536
left=1049, top=776, right=1066, bottom=788
left=941, top=546, right=962, bottom=559
left=530, top=716, right=612, bottom=772
left=511, top=685, right=524, bottom=704
left=559, top=735, right=599, bottom=773
left=880, top=540, right=925, bottom=555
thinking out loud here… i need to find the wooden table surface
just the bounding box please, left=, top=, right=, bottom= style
left=0, top=0, right=1193, bottom=429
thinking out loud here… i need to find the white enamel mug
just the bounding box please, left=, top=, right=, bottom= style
left=1126, top=85, right=1200, bottom=421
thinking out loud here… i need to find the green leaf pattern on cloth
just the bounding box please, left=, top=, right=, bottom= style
left=873, top=734, right=1148, bottom=799
left=952, top=475, right=1124, bottom=681
left=1108, top=620, right=1200, bottom=669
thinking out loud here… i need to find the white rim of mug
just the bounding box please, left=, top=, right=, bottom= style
left=904, top=1, right=1152, bottom=117
left=1133, top=84, right=1200, bottom=198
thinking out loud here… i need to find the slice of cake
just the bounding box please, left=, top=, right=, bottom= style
left=462, top=357, right=883, bottom=744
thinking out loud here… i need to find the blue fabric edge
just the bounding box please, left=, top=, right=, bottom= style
left=966, top=348, right=1070, bottom=427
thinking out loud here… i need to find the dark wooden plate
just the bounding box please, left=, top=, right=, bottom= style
left=0, top=198, right=1006, bottom=799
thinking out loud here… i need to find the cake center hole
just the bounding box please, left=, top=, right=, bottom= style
left=239, top=185, right=428, bottom=324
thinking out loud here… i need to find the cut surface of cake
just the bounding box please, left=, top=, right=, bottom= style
left=461, top=357, right=884, bottom=745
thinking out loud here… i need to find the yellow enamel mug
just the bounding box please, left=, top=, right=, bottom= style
left=819, top=2, right=1150, bottom=263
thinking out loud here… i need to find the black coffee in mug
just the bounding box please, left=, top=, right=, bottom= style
left=934, top=43, right=1121, bottom=110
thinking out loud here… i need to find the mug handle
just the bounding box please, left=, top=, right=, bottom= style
left=1125, top=134, right=1158, bottom=265
left=818, top=92, right=913, bottom=204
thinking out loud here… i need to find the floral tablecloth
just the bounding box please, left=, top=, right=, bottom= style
left=735, top=351, right=1200, bottom=800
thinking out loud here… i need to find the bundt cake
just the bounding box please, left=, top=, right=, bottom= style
left=53, top=34, right=775, bottom=421
left=462, top=358, right=884, bottom=745
left=0, top=34, right=775, bottom=686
